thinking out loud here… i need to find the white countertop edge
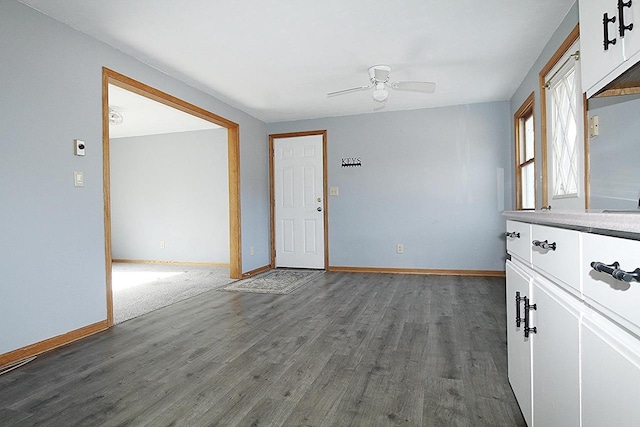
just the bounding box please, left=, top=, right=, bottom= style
left=503, top=210, right=640, bottom=237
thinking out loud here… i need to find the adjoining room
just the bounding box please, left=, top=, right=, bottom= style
left=108, top=84, right=233, bottom=323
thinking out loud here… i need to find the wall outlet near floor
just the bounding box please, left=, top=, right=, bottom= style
left=160, top=240, right=165, bottom=249
left=396, top=244, right=404, bottom=254
left=250, top=246, right=255, bottom=256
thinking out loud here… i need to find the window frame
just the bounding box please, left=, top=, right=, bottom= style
left=514, top=92, right=536, bottom=210
left=547, top=57, right=580, bottom=199
left=538, top=24, right=589, bottom=209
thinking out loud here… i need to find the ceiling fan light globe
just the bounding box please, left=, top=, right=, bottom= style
left=373, top=88, right=388, bottom=102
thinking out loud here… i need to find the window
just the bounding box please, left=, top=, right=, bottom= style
left=514, top=93, right=535, bottom=210
left=546, top=48, right=580, bottom=198
left=539, top=25, right=586, bottom=211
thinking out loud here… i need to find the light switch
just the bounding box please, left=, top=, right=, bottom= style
left=74, top=171, right=84, bottom=187
left=74, top=139, right=86, bottom=156
left=330, top=186, right=339, bottom=196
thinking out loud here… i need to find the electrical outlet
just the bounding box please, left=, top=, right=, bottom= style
left=250, top=246, right=255, bottom=256
left=160, top=240, right=165, bottom=249
left=396, top=244, right=404, bottom=254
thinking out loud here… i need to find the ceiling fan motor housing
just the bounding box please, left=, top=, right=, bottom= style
left=368, top=65, right=391, bottom=83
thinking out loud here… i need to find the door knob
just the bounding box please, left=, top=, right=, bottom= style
left=317, top=207, right=322, bottom=212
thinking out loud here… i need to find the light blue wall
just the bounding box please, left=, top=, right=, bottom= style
left=509, top=2, right=579, bottom=209
left=587, top=94, right=640, bottom=209
left=0, top=1, right=269, bottom=354
left=510, top=1, right=640, bottom=211
left=268, top=102, right=511, bottom=271
left=111, top=129, right=230, bottom=263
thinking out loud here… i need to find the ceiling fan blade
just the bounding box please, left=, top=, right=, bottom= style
left=327, top=84, right=373, bottom=97
left=390, top=81, right=436, bottom=93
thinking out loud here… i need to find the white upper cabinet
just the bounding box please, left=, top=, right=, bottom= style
left=623, top=1, right=640, bottom=60
left=580, top=0, right=640, bottom=96
left=580, top=0, right=623, bottom=93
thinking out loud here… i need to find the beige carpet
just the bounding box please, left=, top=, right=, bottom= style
left=112, top=263, right=235, bottom=324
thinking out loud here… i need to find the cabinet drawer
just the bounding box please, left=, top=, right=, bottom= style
left=582, top=232, right=640, bottom=332
left=531, top=224, right=581, bottom=293
left=506, top=220, right=531, bottom=264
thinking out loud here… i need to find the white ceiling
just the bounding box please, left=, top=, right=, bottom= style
left=20, top=0, right=575, bottom=123
left=108, top=84, right=220, bottom=139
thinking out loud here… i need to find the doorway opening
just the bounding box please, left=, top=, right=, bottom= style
left=103, top=68, right=242, bottom=326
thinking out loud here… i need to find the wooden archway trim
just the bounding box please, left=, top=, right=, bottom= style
left=102, top=67, right=242, bottom=326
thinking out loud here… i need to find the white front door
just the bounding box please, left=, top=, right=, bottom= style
left=273, top=134, right=325, bottom=269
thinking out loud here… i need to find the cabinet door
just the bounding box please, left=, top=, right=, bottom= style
left=582, top=314, right=640, bottom=427
left=622, top=0, right=640, bottom=61
left=506, top=261, right=532, bottom=427
left=530, top=279, right=580, bottom=427
left=580, top=0, right=624, bottom=94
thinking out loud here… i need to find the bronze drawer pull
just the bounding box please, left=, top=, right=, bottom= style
left=532, top=239, right=557, bottom=251
left=523, top=296, right=537, bottom=338
left=591, top=261, right=640, bottom=283
left=603, top=12, right=618, bottom=50
left=515, top=291, right=522, bottom=328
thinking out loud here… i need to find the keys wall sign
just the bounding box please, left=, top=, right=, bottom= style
left=342, top=157, right=362, bottom=167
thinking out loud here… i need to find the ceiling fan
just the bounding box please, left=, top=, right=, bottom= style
left=328, top=65, right=436, bottom=102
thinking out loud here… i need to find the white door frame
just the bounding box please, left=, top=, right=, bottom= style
left=269, top=130, right=328, bottom=269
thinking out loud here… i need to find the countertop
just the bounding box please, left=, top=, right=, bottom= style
left=503, top=210, right=640, bottom=240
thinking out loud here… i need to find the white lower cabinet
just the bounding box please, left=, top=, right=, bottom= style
left=506, top=220, right=640, bottom=426
left=582, top=314, right=640, bottom=427
left=530, top=279, right=581, bottom=427
left=507, top=259, right=581, bottom=427
left=506, top=261, right=533, bottom=426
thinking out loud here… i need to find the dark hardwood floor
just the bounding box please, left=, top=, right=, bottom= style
left=0, top=272, right=525, bottom=426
